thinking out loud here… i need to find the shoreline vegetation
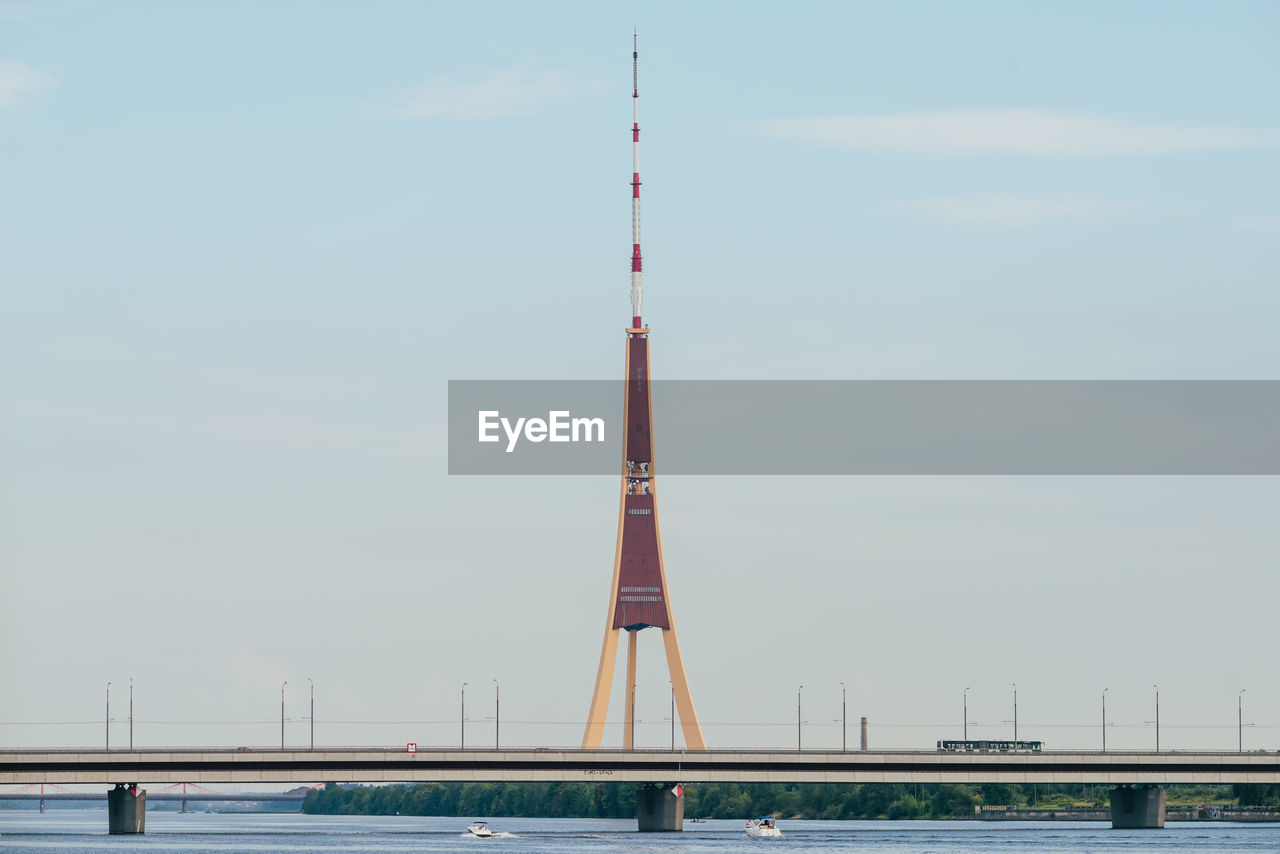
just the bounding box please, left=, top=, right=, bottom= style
left=303, top=782, right=1280, bottom=820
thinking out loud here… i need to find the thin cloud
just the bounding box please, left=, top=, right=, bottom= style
left=226, top=650, right=289, bottom=699
left=207, top=367, right=410, bottom=401
left=1236, top=216, right=1280, bottom=237
left=901, top=191, right=1151, bottom=227
left=749, top=110, right=1280, bottom=157
left=0, top=58, right=55, bottom=108
left=15, top=400, right=432, bottom=461
left=373, top=67, right=605, bottom=120
left=0, top=2, right=42, bottom=21
left=40, top=340, right=408, bottom=401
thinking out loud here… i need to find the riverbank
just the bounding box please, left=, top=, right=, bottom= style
left=304, top=781, right=1280, bottom=822
left=974, top=804, right=1280, bottom=822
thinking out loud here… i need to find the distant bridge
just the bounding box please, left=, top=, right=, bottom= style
left=0, top=780, right=307, bottom=804
left=4, top=747, right=1280, bottom=786
left=0, top=792, right=304, bottom=802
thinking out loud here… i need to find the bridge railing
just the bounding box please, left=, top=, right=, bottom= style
left=1, top=745, right=1275, bottom=755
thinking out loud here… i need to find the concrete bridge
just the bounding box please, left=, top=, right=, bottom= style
left=5, top=747, right=1278, bottom=833
left=5, top=746, right=1280, bottom=786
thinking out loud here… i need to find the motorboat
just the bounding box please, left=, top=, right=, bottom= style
left=466, top=821, right=496, bottom=837
left=745, top=816, right=782, bottom=837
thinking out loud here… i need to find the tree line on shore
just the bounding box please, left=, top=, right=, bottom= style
left=304, top=782, right=1280, bottom=820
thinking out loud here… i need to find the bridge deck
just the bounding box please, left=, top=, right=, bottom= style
left=4, top=748, right=1280, bottom=786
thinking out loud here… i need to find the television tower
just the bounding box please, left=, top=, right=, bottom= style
left=581, top=34, right=706, bottom=752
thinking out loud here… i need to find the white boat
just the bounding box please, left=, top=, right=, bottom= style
left=745, top=817, right=782, bottom=837
left=467, top=821, right=496, bottom=837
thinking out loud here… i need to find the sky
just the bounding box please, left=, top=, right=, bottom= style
left=2, top=0, right=1279, bottom=774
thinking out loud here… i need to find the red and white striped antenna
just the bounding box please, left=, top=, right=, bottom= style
left=629, top=30, right=644, bottom=330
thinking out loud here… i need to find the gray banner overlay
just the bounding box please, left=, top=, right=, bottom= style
left=448, top=381, right=1280, bottom=475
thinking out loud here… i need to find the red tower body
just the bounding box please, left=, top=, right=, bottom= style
left=612, top=336, right=669, bottom=631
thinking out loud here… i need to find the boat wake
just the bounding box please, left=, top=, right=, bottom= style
left=462, top=831, right=518, bottom=838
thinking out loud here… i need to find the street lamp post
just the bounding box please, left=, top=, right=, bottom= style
left=308, top=677, right=314, bottom=750
left=964, top=686, right=970, bottom=741
left=841, top=682, right=847, bottom=752
left=1154, top=684, right=1160, bottom=752
left=1102, top=688, right=1109, bottom=752
left=1239, top=689, right=1246, bottom=753
left=460, top=683, right=467, bottom=749
left=281, top=681, right=287, bottom=749
left=797, top=685, right=804, bottom=752
left=1012, top=683, right=1018, bottom=743
left=105, top=682, right=111, bottom=752
left=129, top=677, right=133, bottom=751
left=493, top=679, right=500, bottom=750
left=669, top=681, right=675, bottom=752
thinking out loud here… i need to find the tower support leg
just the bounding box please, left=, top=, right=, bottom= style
left=661, top=627, right=706, bottom=750
left=582, top=627, right=620, bottom=749
left=107, top=784, right=146, bottom=834
left=636, top=783, right=683, bottom=832
left=624, top=630, right=638, bottom=749
left=1110, top=786, right=1165, bottom=829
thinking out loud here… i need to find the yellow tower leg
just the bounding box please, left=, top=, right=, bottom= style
left=662, top=625, right=706, bottom=750
left=581, top=627, right=619, bottom=749
left=623, top=630, right=638, bottom=749
left=582, top=474, right=629, bottom=750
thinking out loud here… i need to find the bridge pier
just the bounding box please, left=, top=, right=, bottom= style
left=107, top=784, right=146, bottom=834
left=635, top=783, right=683, bottom=832
left=1110, top=785, right=1165, bottom=829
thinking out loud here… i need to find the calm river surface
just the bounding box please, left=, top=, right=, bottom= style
left=3, top=811, right=1280, bottom=853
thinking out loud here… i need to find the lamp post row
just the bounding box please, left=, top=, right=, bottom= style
left=95, top=680, right=1255, bottom=751
left=959, top=685, right=1251, bottom=752
left=107, top=678, right=322, bottom=751
left=458, top=680, right=502, bottom=750
left=103, top=679, right=134, bottom=752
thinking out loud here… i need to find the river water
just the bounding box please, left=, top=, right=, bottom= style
left=2, top=811, right=1280, bottom=853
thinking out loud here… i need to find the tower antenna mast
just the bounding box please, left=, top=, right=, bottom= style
left=630, top=29, right=643, bottom=330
